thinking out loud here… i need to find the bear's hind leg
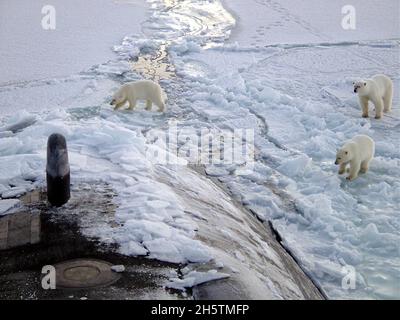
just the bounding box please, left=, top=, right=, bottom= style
left=157, top=102, right=165, bottom=112
left=145, top=100, right=152, bottom=111
left=154, top=97, right=165, bottom=112
left=383, top=83, right=393, bottom=113
left=360, top=159, right=370, bottom=174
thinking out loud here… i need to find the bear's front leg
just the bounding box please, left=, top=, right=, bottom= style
left=114, top=101, right=126, bottom=110
left=347, top=161, right=360, bottom=181
left=374, top=98, right=384, bottom=119
left=359, top=97, right=369, bottom=118
left=338, top=163, right=347, bottom=175
left=127, top=99, right=137, bottom=110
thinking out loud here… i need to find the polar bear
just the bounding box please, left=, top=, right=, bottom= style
left=335, top=135, right=375, bottom=181
left=353, top=74, right=393, bottom=119
left=110, top=80, right=166, bottom=112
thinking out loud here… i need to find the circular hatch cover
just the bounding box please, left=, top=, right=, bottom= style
left=54, top=259, right=121, bottom=289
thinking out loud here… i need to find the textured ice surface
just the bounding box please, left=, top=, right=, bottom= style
left=169, top=43, right=400, bottom=298
left=148, top=0, right=399, bottom=299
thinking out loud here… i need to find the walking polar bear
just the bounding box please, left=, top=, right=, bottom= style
left=111, top=80, right=167, bottom=112
left=335, top=135, right=375, bottom=181
left=353, top=74, right=393, bottom=119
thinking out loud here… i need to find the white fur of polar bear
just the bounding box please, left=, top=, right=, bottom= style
left=111, top=80, right=166, bottom=112
left=353, top=74, right=393, bottom=119
left=335, top=135, right=375, bottom=181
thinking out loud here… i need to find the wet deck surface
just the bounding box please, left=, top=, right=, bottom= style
left=0, top=187, right=185, bottom=300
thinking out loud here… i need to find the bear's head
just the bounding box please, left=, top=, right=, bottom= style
left=335, top=146, right=353, bottom=165
left=110, top=89, right=126, bottom=106
left=353, top=81, right=368, bottom=95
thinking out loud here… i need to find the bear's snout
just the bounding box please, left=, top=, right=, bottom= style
left=110, top=99, right=116, bottom=105
left=354, top=88, right=357, bottom=93
left=335, top=159, right=339, bottom=165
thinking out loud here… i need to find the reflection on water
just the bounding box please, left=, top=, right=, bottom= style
left=0, top=211, right=40, bottom=250
left=0, top=191, right=43, bottom=250
left=131, top=0, right=235, bottom=81
left=131, top=44, right=175, bottom=82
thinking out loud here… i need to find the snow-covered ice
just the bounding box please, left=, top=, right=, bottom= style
left=144, top=0, right=399, bottom=298
left=0, top=199, right=22, bottom=216
left=0, top=109, right=214, bottom=264
left=167, top=270, right=230, bottom=291
left=0, top=0, right=399, bottom=299
left=0, top=0, right=148, bottom=86
left=111, top=265, right=126, bottom=273
left=225, top=0, right=399, bottom=46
